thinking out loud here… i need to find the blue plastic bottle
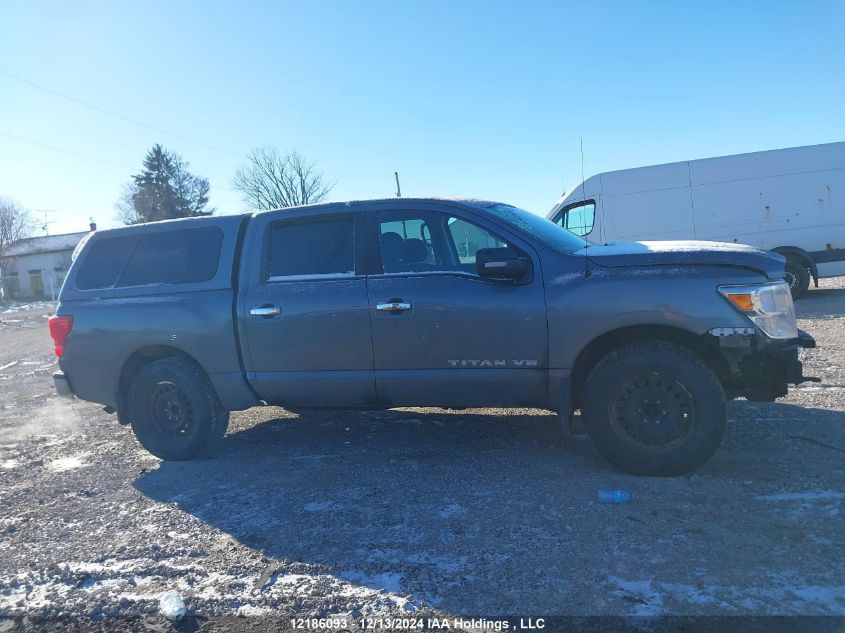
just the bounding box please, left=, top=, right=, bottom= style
left=597, top=489, right=633, bottom=504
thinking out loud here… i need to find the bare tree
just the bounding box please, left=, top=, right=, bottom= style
left=0, top=198, right=35, bottom=251
left=233, top=148, right=334, bottom=210
left=0, top=198, right=36, bottom=300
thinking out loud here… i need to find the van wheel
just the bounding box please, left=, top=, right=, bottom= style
left=581, top=341, right=726, bottom=476
left=127, top=358, right=229, bottom=460
left=784, top=258, right=810, bottom=300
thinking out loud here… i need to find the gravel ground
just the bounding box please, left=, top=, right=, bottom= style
left=1, top=282, right=844, bottom=630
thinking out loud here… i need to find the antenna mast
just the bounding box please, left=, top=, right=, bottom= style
left=394, top=172, right=402, bottom=198
left=580, top=139, right=591, bottom=278
left=37, top=209, right=58, bottom=236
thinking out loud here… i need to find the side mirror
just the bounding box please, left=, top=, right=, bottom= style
left=476, top=247, right=530, bottom=280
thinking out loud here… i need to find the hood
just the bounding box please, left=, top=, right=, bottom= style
left=577, top=240, right=786, bottom=279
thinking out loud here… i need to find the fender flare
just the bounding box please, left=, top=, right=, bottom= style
left=771, top=246, right=818, bottom=287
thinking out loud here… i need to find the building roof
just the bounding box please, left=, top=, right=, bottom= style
left=1, top=231, right=89, bottom=258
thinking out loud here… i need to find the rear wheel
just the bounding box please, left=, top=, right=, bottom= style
left=784, top=257, right=811, bottom=300
left=127, top=357, right=229, bottom=460
left=581, top=341, right=726, bottom=476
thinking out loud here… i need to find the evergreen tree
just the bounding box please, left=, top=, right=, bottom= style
left=117, top=144, right=212, bottom=224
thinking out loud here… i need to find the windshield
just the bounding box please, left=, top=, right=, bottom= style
left=484, top=203, right=587, bottom=253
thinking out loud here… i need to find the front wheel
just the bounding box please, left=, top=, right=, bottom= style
left=127, top=357, right=229, bottom=460
left=784, top=258, right=811, bottom=300
left=581, top=341, right=726, bottom=476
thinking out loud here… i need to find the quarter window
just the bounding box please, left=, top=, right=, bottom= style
left=268, top=217, right=355, bottom=279
left=557, top=201, right=595, bottom=237
left=76, top=228, right=224, bottom=290
left=118, top=227, right=223, bottom=287
left=75, top=235, right=136, bottom=290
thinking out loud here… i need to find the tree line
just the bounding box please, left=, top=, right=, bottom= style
left=116, top=144, right=334, bottom=224
left=0, top=143, right=335, bottom=252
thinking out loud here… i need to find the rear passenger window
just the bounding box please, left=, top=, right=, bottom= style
left=118, top=227, right=223, bottom=287
left=268, top=217, right=355, bottom=280
left=75, top=235, right=136, bottom=290
left=75, top=227, right=223, bottom=290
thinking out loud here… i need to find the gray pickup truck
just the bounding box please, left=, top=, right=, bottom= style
left=49, top=198, right=816, bottom=475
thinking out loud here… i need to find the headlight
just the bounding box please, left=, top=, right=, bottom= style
left=717, top=281, right=798, bottom=339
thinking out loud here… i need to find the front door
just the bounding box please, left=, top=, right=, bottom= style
left=366, top=201, right=549, bottom=408
left=29, top=270, right=44, bottom=297
left=239, top=206, right=376, bottom=407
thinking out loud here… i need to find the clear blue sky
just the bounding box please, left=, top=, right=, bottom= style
left=1, top=0, right=843, bottom=234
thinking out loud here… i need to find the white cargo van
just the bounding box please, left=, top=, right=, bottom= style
left=548, top=141, right=845, bottom=298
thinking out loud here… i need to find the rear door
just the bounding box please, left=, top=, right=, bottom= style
left=239, top=204, right=376, bottom=407
left=365, top=200, right=548, bottom=408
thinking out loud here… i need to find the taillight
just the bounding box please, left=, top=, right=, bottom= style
left=48, top=315, right=74, bottom=357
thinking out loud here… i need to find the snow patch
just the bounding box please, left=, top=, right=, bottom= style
left=579, top=240, right=759, bottom=256
left=1, top=301, right=56, bottom=314
left=48, top=454, right=88, bottom=472
left=159, top=590, right=187, bottom=620
left=340, top=571, right=404, bottom=594
left=608, top=575, right=845, bottom=614
left=607, top=576, right=664, bottom=615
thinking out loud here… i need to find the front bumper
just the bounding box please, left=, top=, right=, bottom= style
left=719, top=329, right=818, bottom=401
left=53, top=371, right=74, bottom=398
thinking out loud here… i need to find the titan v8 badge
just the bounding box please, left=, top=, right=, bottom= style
left=447, top=359, right=539, bottom=367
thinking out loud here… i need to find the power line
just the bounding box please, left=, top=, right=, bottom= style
left=0, top=131, right=243, bottom=195
left=0, top=131, right=135, bottom=170
left=0, top=68, right=246, bottom=160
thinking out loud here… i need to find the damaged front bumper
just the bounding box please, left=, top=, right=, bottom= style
left=713, top=328, right=819, bottom=401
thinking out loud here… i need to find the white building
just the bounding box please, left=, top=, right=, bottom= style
left=0, top=223, right=95, bottom=300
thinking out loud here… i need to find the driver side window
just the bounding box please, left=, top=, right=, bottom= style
left=378, top=216, right=438, bottom=273
left=446, top=217, right=507, bottom=268
left=375, top=210, right=509, bottom=275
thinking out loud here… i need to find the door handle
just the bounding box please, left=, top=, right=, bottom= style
left=250, top=305, right=281, bottom=318
left=376, top=301, right=412, bottom=313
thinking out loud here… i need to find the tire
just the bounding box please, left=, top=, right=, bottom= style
left=581, top=341, right=726, bottom=476
left=784, top=258, right=811, bottom=300
left=127, top=357, right=229, bottom=460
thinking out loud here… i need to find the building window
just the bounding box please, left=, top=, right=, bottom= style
left=1, top=272, right=21, bottom=298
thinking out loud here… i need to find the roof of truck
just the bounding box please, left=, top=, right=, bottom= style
left=256, top=196, right=505, bottom=212
left=86, top=198, right=514, bottom=238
